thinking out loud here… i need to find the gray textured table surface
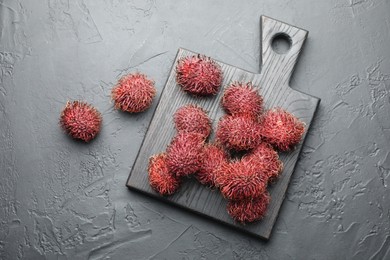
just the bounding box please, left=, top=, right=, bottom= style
left=1, top=0, right=389, bottom=259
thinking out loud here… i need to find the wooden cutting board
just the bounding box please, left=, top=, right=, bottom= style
left=126, top=16, right=320, bottom=240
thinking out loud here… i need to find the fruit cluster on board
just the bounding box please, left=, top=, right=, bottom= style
left=148, top=55, right=305, bottom=223
left=57, top=53, right=304, bottom=223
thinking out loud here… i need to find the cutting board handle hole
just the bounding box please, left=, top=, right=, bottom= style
left=271, top=33, right=292, bottom=54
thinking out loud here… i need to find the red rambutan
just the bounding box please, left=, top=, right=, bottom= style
left=148, top=153, right=181, bottom=195
left=215, top=159, right=267, bottom=201
left=260, top=108, right=305, bottom=151
left=60, top=101, right=102, bottom=142
left=111, top=73, right=156, bottom=113
left=174, top=104, right=212, bottom=139
left=227, top=192, right=270, bottom=223
left=216, top=114, right=262, bottom=151
left=166, top=132, right=205, bottom=177
left=221, top=82, right=263, bottom=118
left=242, top=142, right=283, bottom=183
left=196, top=144, right=229, bottom=187
left=176, top=54, right=222, bottom=96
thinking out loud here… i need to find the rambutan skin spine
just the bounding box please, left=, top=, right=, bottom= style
left=215, top=159, right=267, bottom=201
left=173, top=104, right=212, bottom=140
left=221, top=82, right=264, bottom=118
left=260, top=108, right=306, bottom=151
left=196, top=143, right=229, bottom=187
left=242, top=142, right=283, bottom=183
left=227, top=192, right=270, bottom=223
left=176, top=54, right=223, bottom=96
left=216, top=114, right=262, bottom=151
left=59, top=101, right=102, bottom=142
left=111, top=72, right=156, bottom=113
left=166, top=132, right=205, bottom=178
left=148, top=153, right=180, bottom=196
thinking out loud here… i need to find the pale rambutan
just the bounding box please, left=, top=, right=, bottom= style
left=216, top=114, right=262, bottom=151
left=60, top=101, right=102, bottom=142
left=196, top=144, right=229, bottom=187
left=166, top=132, right=205, bottom=177
left=174, top=104, right=211, bottom=139
left=176, top=54, right=222, bottom=95
left=221, top=82, right=263, bottom=118
left=242, top=142, right=283, bottom=183
left=111, top=73, right=156, bottom=113
left=215, top=159, right=267, bottom=201
left=227, top=192, right=270, bottom=223
left=260, top=108, right=305, bottom=151
left=148, top=153, right=181, bottom=195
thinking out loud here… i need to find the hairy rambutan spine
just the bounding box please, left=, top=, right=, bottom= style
left=216, top=114, right=262, bottom=151
left=166, top=132, right=205, bottom=177
left=148, top=153, right=181, bottom=195
left=176, top=54, right=222, bottom=95
left=111, top=73, right=156, bottom=113
left=242, top=142, right=283, bottom=183
left=215, top=159, right=267, bottom=201
left=221, top=82, right=263, bottom=118
left=260, top=108, right=305, bottom=151
left=227, top=192, right=270, bottom=223
left=60, top=101, right=102, bottom=142
left=173, top=104, right=212, bottom=139
left=196, top=144, right=229, bottom=187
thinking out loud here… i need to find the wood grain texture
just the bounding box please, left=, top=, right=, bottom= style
left=127, top=16, right=320, bottom=240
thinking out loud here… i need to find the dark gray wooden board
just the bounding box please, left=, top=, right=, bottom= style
left=127, top=16, right=320, bottom=240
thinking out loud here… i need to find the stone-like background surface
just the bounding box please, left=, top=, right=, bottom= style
left=1, top=0, right=389, bottom=259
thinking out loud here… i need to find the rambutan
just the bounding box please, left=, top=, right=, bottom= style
left=148, top=153, right=181, bottom=195
left=176, top=54, right=222, bottom=95
left=221, top=82, right=263, bottom=118
left=227, top=192, right=270, bottom=223
left=60, top=101, right=102, bottom=142
left=260, top=108, right=305, bottom=151
left=242, top=142, right=283, bottom=183
left=174, top=104, right=212, bottom=139
left=166, top=132, right=205, bottom=177
left=111, top=73, right=156, bottom=113
left=216, top=114, right=262, bottom=151
left=215, top=159, right=267, bottom=201
left=196, top=144, right=229, bottom=187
